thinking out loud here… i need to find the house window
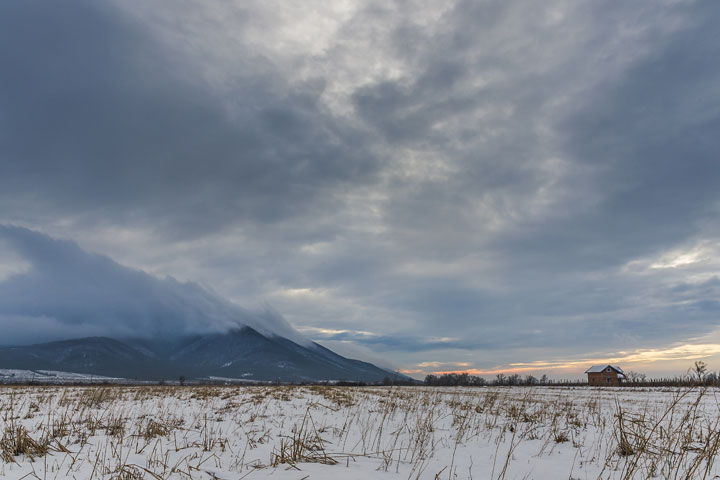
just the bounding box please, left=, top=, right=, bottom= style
left=606, top=377, right=611, bottom=384
left=606, top=367, right=612, bottom=372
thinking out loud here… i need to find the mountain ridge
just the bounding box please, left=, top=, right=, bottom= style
left=0, top=327, right=409, bottom=383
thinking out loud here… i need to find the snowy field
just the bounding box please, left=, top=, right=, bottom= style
left=0, top=369, right=124, bottom=384
left=0, top=369, right=266, bottom=386
left=1, top=385, right=719, bottom=479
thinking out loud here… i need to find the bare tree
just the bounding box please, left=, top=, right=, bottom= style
left=693, top=361, right=707, bottom=383
left=625, top=371, right=646, bottom=384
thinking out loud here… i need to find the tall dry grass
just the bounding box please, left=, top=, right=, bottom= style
left=1, top=384, right=719, bottom=479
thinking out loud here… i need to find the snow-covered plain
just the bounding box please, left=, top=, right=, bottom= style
left=1, top=385, right=719, bottom=479
left=0, top=369, right=124, bottom=384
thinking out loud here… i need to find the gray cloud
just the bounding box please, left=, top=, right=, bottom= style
left=0, top=226, right=304, bottom=345
left=0, top=0, right=379, bottom=236
left=1, top=0, right=719, bottom=375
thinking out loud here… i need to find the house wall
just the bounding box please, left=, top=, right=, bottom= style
left=587, top=371, right=621, bottom=386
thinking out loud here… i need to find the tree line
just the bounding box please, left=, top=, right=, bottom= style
left=423, top=372, right=567, bottom=386
left=423, top=361, right=720, bottom=387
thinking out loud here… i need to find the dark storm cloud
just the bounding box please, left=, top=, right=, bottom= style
left=0, top=0, right=378, bottom=236
left=0, top=226, right=304, bottom=345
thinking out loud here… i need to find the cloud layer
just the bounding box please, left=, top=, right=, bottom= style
left=1, top=0, right=719, bottom=375
left=0, top=226, right=304, bottom=345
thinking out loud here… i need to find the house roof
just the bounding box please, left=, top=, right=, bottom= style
left=585, top=365, right=624, bottom=374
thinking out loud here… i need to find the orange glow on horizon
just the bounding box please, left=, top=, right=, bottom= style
left=424, top=343, right=720, bottom=377
left=432, top=366, right=549, bottom=376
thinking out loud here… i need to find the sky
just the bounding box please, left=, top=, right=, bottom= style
left=1, top=0, right=719, bottom=379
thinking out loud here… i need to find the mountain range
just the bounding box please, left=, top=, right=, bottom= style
left=0, top=326, right=406, bottom=383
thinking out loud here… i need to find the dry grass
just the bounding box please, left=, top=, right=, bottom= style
left=1, top=385, right=720, bottom=479
left=1, top=425, right=48, bottom=462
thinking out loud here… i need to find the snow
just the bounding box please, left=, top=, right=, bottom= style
left=585, top=365, right=623, bottom=373
left=1, top=385, right=718, bottom=479
left=0, top=369, right=123, bottom=383
left=203, top=376, right=269, bottom=384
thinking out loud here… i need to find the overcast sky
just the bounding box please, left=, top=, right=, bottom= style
left=1, top=0, right=719, bottom=378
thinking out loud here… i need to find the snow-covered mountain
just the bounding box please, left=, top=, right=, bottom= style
left=0, top=326, right=406, bottom=383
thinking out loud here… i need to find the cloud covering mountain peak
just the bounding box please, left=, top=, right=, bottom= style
left=0, top=225, right=306, bottom=346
